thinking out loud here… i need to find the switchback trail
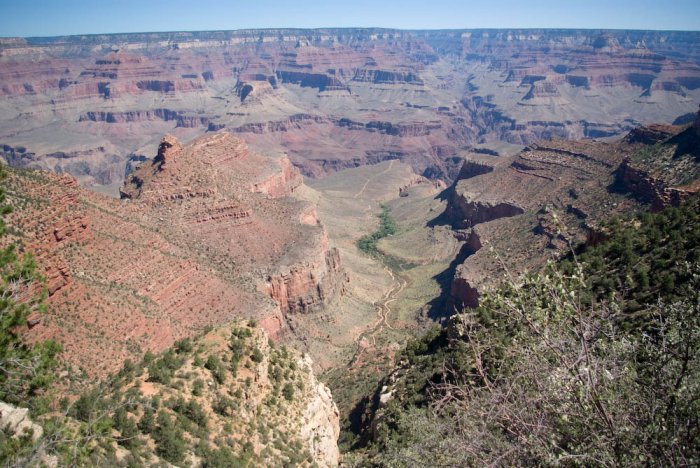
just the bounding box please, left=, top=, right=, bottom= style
left=348, top=262, right=407, bottom=368
left=354, top=160, right=395, bottom=199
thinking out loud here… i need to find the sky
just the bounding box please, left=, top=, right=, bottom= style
left=1, top=0, right=699, bottom=38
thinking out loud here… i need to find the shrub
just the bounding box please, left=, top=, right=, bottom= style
left=205, top=355, right=226, bottom=384
left=192, top=378, right=205, bottom=397
left=153, top=411, right=186, bottom=464
left=147, top=350, right=184, bottom=385
left=282, top=383, right=295, bottom=402
left=174, top=338, right=193, bottom=354
left=250, top=348, right=264, bottom=363
left=138, top=408, right=155, bottom=434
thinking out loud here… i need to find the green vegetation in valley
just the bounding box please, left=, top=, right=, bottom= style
left=357, top=204, right=397, bottom=255
left=349, top=195, right=700, bottom=466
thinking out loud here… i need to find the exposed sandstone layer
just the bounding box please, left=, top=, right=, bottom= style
left=443, top=137, right=646, bottom=310
left=1, top=29, right=699, bottom=190
left=5, top=133, right=345, bottom=377
left=616, top=159, right=693, bottom=211
left=266, top=239, right=345, bottom=315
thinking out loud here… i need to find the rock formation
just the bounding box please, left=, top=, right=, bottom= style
left=441, top=137, right=648, bottom=309
left=5, top=133, right=345, bottom=377
left=615, top=159, right=692, bottom=211
left=1, top=29, right=699, bottom=190
left=0, top=402, right=43, bottom=442
left=299, top=353, right=341, bottom=466
left=441, top=114, right=700, bottom=310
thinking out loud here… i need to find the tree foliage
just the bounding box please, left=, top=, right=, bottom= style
left=0, top=166, right=60, bottom=409
left=357, top=205, right=397, bottom=255
left=359, top=197, right=700, bottom=466
left=0, top=166, right=61, bottom=465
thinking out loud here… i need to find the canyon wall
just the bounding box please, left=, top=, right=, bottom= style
left=6, top=133, right=346, bottom=377
left=1, top=29, right=699, bottom=190
left=442, top=134, right=650, bottom=310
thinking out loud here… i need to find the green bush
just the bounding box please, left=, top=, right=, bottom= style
left=251, top=347, right=264, bottom=363
left=282, top=383, right=295, bottom=401
left=174, top=337, right=193, bottom=354
left=192, top=378, right=205, bottom=397
left=201, top=446, right=250, bottom=468
left=153, top=411, right=186, bottom=464
left=205, top=355, right=226, bottom=384
left=357, top=205, right=397, bottom=255
left=147, top=349, right=184, bottom=385
left=138, top=408, right=155, bottom=434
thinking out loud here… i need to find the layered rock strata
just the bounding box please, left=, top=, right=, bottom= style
left=1, top=29, right=699, bottom=190
left=6, top=133, right=345, bottom=376
left=443, top=137, right=646, bottom=310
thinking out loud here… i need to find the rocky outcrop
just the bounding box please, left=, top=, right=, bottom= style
left=80, top=109, right=215, bottom=128
left=79, top=109, right=179, bottom=123
left=276, top=70, right=350, bottom=92
left=352, top=69, right=424, bottom=85
left=454, top=159, right=495, bottom=180
left=447, top=194, right=524, bottom=229
left=299, top=354, right=341, bottom=467
left=334, top=118, right=442, bottom=137
left=447, top=229, right=483, bottom=309
left=397, top=174, right=439, bottom=196
left=624, top=124, right=679, bottom=145
left=250, top=156, right=303, bottom=198
left=231, top=114, right=329, bottom=134
left=18, top=175, right=91, bottom=299
left=442, top=137, right=637, bottom=312
left=0, top=402, right=43, bottom=442
left=120, top=134, right=182, bottom=198
left=615, top=158, right=693, bottom=211
left=364, top=120, right=441, bottom=137
left=266, top=245, right=346, bottom=315
left=522, top=80, right=561, bottom=100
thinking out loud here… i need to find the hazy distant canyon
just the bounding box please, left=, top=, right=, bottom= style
left=1, top=28, right=700, bottom=193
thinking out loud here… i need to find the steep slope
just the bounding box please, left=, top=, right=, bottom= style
left=350, top=195, right=700, bottom=466
left=7, top=322, right=340, bottom=467
left=5, top=133, right=345, bottom=377
left=440, top=114, right=700, bottom=311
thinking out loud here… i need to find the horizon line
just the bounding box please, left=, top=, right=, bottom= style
left=4, top=26, right=700, bottom=40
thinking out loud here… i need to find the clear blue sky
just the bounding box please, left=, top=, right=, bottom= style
left=1, top=0, right=699, bottom=37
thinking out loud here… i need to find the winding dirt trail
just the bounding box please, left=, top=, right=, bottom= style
left=354, top=160, right=395, bottom=199
left=348, top=263, right=407, bottom=367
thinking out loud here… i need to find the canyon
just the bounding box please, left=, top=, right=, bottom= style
left=5, top=133, right=346, bottom=377
left=0, top=29, right=699, bottom=193
left=2, top=26, right=700, bottom=466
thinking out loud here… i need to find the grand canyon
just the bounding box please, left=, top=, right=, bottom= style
left=1, top=25, right=700, bottom=467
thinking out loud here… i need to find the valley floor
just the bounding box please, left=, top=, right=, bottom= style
left=289, top=160, right=461, bottom=444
